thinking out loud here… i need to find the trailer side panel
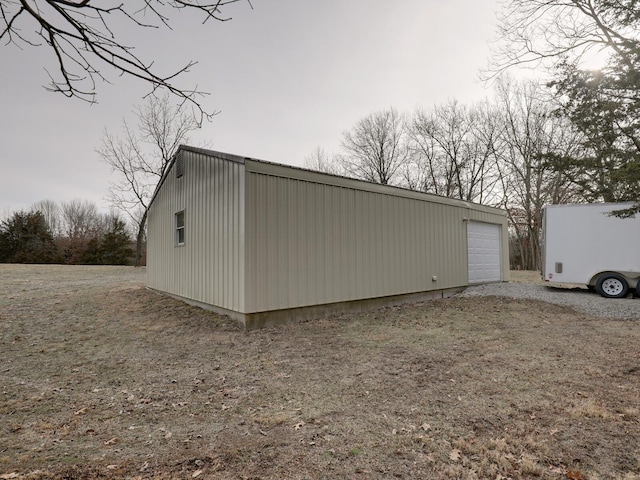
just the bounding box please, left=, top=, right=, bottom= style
left=543, top=203, right=640, bottom=285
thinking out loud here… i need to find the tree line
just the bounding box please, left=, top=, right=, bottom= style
left=0, top=200, right=134, bottom=265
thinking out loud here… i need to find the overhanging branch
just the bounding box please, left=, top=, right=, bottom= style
left=1, top=0, right=252, bottom=121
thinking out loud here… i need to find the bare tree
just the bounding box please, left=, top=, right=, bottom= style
left=339, top=108, right=409, bottom=185
left=405, top=101, right=503, bottom=205
left=98, top=94, right=199, bottom=266
left=31, top=199, right=62, bottom=238
left=60, top=199, right=98, bottom=241
left=1, top=0, right=251, bottom=119
left=494, top=78, right=581, bottom=270
left=58, top=198, right=100, bottom=263
left=304, top=147, right=340, bottom=175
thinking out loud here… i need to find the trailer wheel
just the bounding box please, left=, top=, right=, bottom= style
left=595, top=273, right=629, bottom=298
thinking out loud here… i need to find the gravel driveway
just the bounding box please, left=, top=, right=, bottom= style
left=460, top=272, right=640, bottom=320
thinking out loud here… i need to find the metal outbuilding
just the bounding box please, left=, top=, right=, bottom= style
left=147, top=146, right=509, bottom=329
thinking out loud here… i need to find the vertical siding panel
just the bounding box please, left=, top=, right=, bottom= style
left=256, top=175, right=266, bottom=309
left=360, top=190, right=370, bottom=298
left=340, top=187, right=348, bottom=300
left=205, top=159, right=212, bottom=306
left=398, top=197, right=407, bottom=292
left=270, top=177, right=279, bottom=310
left=288, top=181, right=296, bottom=305
left=191, top=158, right=198, bottom=301
left=237, top=164, right=245, bottom=311
left=409, top=198, right=418, bottom=290
left=282, top=179, right=289, bottom=306
left=228, top=162, right=238, bottom=311
left=338, top=186, right=346, bottom=300
left=376, top=193, right=385, bottom=296
left=381, top=194, right=388, bottom=294
left=365, top=193, right=374, bottom=296
left=344, top=187, right=353, bottom=300
left=293, top=180, right=302, bottom=305
left=333, top=187, right=341, bottom=300
left=243, top=171, right=255, bottom=313
left=329, top=187, right=336, bottom=300
left=382, top=194, right=390, bottom=295
left=430, top=203, right=439, bottom=287
left=392, top=196, right=400, bottom=292
left=215, top=159, right=221, bottom=304
left=212, top=158, right=219, bottom=305
left=401, top=198, right=408, bottom=290
left=225, top=161, right=232, bottom=307
left=316, top=184, right=325, bottom=303
left=326, top=186, right=334, bottom=301
left=357, top=190, right=366, bottom=298
left=304, top=183, right=314, bottom=305
left=219, top=158, right=225, bottom=305
left=269, top=176, right=277, bottom=309
left=265, top=177, right=273, bottom=310
left=412, top=199, right=417, bottom=289
left=193, top=157, right=199, bottom=300
left=347, top=188, right=355, bottom=300
left=253, top=173, right=261, bottom=311
left=221, top=159, right=227, bottom=306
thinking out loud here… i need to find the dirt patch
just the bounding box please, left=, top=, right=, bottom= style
left=1, top=265, right=639, bottom=479
left=509, top=270, right=546, bottom=285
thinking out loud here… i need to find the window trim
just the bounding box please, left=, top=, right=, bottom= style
left=175, top=210, right=185, bottom=246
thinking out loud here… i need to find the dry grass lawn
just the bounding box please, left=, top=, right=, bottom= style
left=1, top=265, right=639, bottom=479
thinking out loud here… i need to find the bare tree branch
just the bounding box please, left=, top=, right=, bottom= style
left=1, top=0, right=252, bottom=121
left=487, top=0, right=638, bottom=78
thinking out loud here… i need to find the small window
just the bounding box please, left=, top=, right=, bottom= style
left=175, top=156, right=184, bottom=178
left=175, top=210, right=185, bottom=246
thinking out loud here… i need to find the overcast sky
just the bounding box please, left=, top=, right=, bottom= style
left=1, top=0, right=501, bottom=217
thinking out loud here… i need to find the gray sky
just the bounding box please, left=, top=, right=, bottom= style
left=1, top=0, right=500, bottom=217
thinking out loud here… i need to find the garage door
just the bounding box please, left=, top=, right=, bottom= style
left=467, top=222, right=502, bottom=284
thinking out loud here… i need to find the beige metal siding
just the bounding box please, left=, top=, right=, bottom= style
left=244, top=168, right=507, bottom=313
left=147, top=150, right=245, bottom=312
left=148, top=147, right=508, bottom=318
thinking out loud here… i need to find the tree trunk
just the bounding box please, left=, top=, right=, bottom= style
left=135, top=209, right=148, bottom=267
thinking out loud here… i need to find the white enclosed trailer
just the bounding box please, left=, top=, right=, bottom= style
left=542, top=202, right=640, bottom=298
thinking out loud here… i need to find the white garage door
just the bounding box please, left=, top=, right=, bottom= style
left=467, top=222, right=502, bottom=284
